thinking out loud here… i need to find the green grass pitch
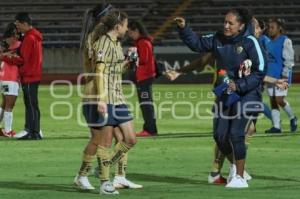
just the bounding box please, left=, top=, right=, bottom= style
left=0, top=84, right=299, bottom=199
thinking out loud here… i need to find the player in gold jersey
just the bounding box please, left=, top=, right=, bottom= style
left=74, top=7, right=141, bottom=195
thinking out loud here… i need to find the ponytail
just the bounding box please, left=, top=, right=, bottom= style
left=92, top=10, right=128, bottom=43
left=91, top=23, right=109, bottom=44
left=80, top=3, right=113, bottom=51
left=80, top=3, right=113, bottom=76
left=80, top=9, right=95, bottom=51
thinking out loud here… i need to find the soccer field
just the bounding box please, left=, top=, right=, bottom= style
left=0, top=84, right=300, bottom=199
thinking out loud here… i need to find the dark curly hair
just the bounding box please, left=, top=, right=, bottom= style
left=2, top=23, right=18, bottom=38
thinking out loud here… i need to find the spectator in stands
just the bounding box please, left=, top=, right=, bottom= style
left=74, top=4, right=142, bottom=193
left=0, top=23, right=21, bottom=137
left=1, top=12, right=43, bottom=140
left=265, top=18, right=297, bottom=134
left=175, top=8, right=266, bottom=188
left=127, top=20, right=157, bottom=137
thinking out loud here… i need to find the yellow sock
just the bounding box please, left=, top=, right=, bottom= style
left=115, top=152, right=128, bottom=177
left=78, top=153, right=94, bottom=176
left=110, top=142, right=131, bottom=165
left=97, top=146, right=111, bottom=181
left=211, top=144, right=225, bottom=173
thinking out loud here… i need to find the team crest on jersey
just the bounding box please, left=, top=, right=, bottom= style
left=97, top=50, right=104, bottom=59
left=236, top=46, right=243, bottom=54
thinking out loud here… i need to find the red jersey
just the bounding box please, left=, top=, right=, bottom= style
left=0, top=41, right=21, bottom=82
left=2, top=28, right=43, bottom=83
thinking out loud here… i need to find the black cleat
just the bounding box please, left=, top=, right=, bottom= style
left=17, top=133, right=42, bottom=140
left=265, top=127, right=281, bottom=134
left=290, top=117, right=298, bottom=133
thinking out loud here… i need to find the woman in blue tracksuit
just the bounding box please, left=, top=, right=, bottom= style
left=175, top=8, right=266, bottom=188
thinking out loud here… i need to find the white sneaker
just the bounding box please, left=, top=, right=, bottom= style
left=225, top=175, right=249, bottom=188
left=14, top=129, right=43, bottom=139
left=100, top=181, right=119, bottom=195
left=14, top=130, right=28, bottom=138
left=74, top=175, right=95, bottom=190
left=113, top=176, right=143, bottom=189
left=243, top=170, right=252, bottom=181
left=39, top=130, right=43, bottom=138
left=227, top=164, right=237, bottom=183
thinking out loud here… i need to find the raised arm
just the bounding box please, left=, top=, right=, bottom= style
left=175, top=17, right=214, bottom=53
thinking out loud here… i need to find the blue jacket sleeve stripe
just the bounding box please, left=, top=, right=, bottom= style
left=247, top=35, right=265, bottom=71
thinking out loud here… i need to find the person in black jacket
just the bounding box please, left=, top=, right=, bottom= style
left=175, top=8, right=266, bottom=188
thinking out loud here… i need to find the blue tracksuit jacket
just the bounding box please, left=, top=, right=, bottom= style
left=177, top=25, right=267, bottom=108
